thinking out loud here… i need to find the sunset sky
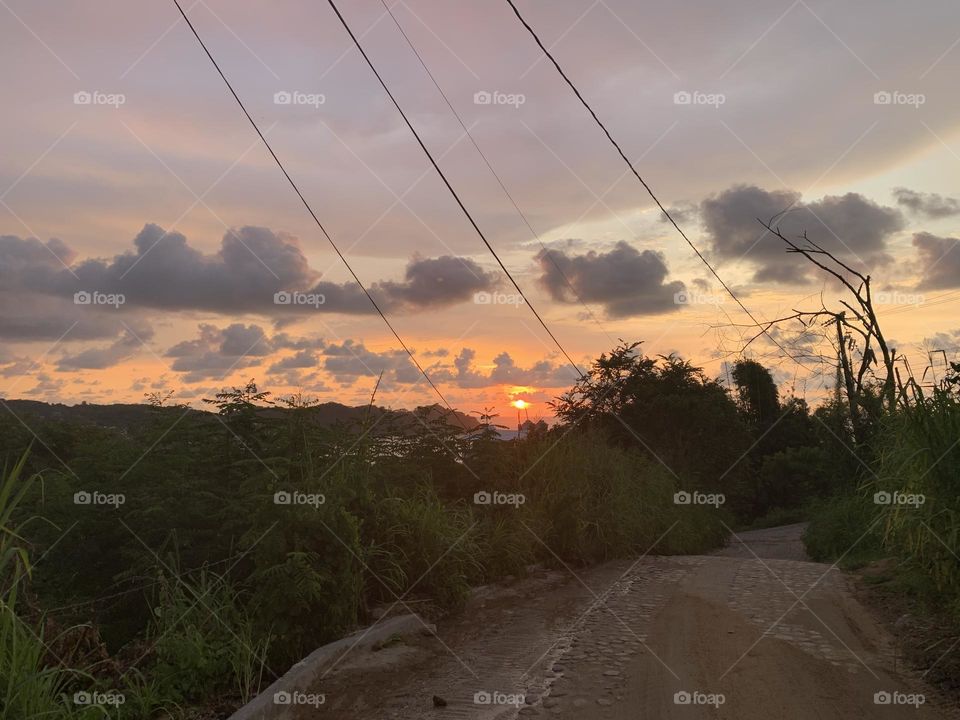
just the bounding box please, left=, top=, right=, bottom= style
left=2, top=0, right=959, bottom=420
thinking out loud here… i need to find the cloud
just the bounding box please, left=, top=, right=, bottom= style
left=26, top=373, right=66, bottom=397
left=894, top=188, right=960, bottom=219
left=536, top=241, right=685, bottom=317
left=0, top=226, right=498, bottom=320
left=56, top=329, right=150, bottom=370
left=165, top=323, right=270, bottom=382
left=268, top=349, right=318, bottom=372
left=272, top=333, right=326, bottom=350
left=0, top=357, right=35, bottom=378
left=321, top=340, right=420, bottom=385
left=913, top=232, right=960, bottom=289
left=700, top=185, right=903, bottom=282
left=922, top=329, right=960, bottom=353
left=659, top=203, right=699, bottom=225
left=442, top=348, right=578, bottom=389
left=375, top=255, right=498, bottom=308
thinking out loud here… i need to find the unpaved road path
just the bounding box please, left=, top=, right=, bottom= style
left=309, top=524, right=956, bottom=719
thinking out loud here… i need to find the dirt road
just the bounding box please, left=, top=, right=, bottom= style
left=309, top=524, right=956, bottom=719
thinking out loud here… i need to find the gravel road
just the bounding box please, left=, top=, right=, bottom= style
left=305, top=524, right=957, bottom=719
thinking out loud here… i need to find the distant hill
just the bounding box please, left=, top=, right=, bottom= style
left=0, top=399, right=479, bottom=434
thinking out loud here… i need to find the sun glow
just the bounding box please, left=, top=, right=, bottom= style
left=511, top=399, right=529, bottom=410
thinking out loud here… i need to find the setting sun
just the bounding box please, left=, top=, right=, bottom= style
left=511, top=399, right=530, bottom=410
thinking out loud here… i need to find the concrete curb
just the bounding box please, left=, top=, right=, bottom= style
left=229, top=614, right=424, bottom=720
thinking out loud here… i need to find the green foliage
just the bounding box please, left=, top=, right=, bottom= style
left=517, top=431, right=727, bottom=563
left=554, top=343, right=755, bottom=517
left=0, top=453, right=91, bottom=720
left=756, top=446, right=834, bottom=513
left=732, top=359, right=780, bottom=427
left=368, top=487, right=480, bottom=607
left=3, top=345, right=809, bottom=716
left=146, top=567, right=268, bottom=704
left=872, top=391, right=960, bottom=595
left=803, top=492, right=883, bottom=567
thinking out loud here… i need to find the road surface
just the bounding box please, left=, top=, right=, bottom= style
left=307, top=524, right=956, bottom=719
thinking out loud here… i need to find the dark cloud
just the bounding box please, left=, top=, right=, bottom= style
left=268, top=349, right=318, bottom=372
left=375, top=255, right=498, bottom=308
left=321, top=340, right=420, bottom=385
left=0, top=226, right=498, bottom=320
left=56, top=329, right=149, bottom=370
left=700, top=185, right=903, bottom=283
left=659, top=204, right=699, bottom=225
left=536, top=241, right=684, bottom=317
left=158, top=320, right=579, bottom=392
left=26, top=372, right=66, bottom=397
left=0, top=291, right=135, bottom=341
left=165, top=323, right=269, bottom=382
left=0, top=357, right=35, bottom=378
left=913, top=232, right=960, bottom=289
left=272, top=333, right=326, bottom=351
left=894, top=188, right=960, bottom=219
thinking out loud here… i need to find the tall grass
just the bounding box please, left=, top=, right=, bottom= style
left=513, top=431, right=728, bottom=564
left=0, top=453, right=85, bottom=719
left=873, top=392, right=960, bottom=598
left=804, top=389, right=960, bottom=612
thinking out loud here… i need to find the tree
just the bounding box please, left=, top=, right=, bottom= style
left=732, top=359, right=780, bottom=428
left=554, top=342, right=754, bottom=513
left=736, top=221, right=900, bottom=445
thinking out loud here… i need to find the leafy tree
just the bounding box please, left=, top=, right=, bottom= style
left=732, top=359, right=780, bottom=428
left=555, top=342, right=754, bottom=515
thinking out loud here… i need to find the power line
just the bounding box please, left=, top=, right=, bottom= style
left=324, top=0, right=584, bottom=379
left=171, top=0, right=462, bottom=424
left=504, top=0, right=809, bottom=369
left=377, top=0, right=614, bottom=345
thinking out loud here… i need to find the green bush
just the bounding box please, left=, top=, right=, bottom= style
left=803, top=492, right=882, bottom=566
left=366, top=486, right=481, bottom=609
left=519, top=431, right=727, bottom=564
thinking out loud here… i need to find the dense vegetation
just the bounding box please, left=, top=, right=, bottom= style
left=0, top=343, right=851, bottom=718
left=804, top=362, right=960, bottom=613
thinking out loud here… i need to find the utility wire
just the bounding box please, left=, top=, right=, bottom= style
left=324, top=0, right=585, bottom=378
left=504, top=0, right=808, bottom=369
left=171, top=0, right=463, bottom=424
left=378, top=0, right=613, bottom=344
